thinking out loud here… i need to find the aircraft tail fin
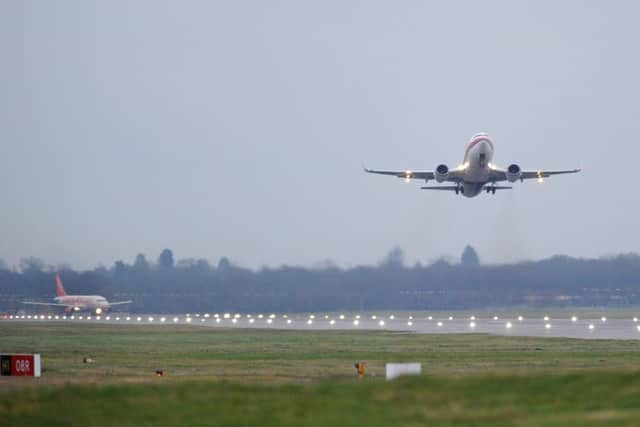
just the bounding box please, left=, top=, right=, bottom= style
left=55, top=273, right=67, bottom=297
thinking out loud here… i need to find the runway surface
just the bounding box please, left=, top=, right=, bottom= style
left=5, top=311, right=640, bottom=340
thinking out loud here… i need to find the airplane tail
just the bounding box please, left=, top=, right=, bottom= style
left=55, top=273, right=67, bottom=297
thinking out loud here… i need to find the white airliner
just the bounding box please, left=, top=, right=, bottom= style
left=22, top=273, right=132, bottom=314
left=365, top=132, right=580, bottom=197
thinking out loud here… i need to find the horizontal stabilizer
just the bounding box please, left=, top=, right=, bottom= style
left=420, top=186, right=459, bottom=191
left=484, top=186, right=513, bottom=190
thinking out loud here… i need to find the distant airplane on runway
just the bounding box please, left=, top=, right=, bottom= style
left=22, top=273, right=132, bottom=315
left=365, top=132, right=581, bottom=197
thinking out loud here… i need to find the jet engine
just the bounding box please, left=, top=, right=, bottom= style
left=435, top=164, right=449, bottom=183
left=506, top=164, right=522, bottom=182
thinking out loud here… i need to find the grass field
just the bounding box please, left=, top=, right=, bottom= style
left=2, top=322, right=640, bottom=426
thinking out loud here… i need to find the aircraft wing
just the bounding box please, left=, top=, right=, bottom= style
left=491, top=168, right=581, bottom=182
left=364, top=167, right=434, bottom=181
left=520, top=169, right=582, bottom=180
left=22, top=301, right=68, bottom=307
left=108, top=300, right=133, bottom=306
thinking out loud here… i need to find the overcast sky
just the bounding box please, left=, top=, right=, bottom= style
left=1, top=1, right=638, bottom=270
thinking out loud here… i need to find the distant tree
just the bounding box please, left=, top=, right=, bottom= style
left=461, top=245, right=480, bottom=266
left=132, top=253, right=150, bottom=273
left=195, top=259, right=210, bottom=272
left=19, top=257, right=45, bottom=274
left=176, top=258, right=197, bottom=269
left=381, top=248, right=404, bottom=269
left=0, top=259, right=7, bottom=271
left=217, top=257, right=231, bottom=272
left=113, top=260, right=128, bottom=277
left=158, top=249, right=175, bottom=269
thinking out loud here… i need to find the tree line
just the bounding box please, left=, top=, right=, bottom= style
left=1, top=246, right=640, bottom=313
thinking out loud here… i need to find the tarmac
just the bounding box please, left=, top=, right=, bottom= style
left=5, top=312, right=640, bottom=340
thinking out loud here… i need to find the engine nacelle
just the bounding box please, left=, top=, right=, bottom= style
left=506, top=164, right=522, bottom=182
left=435, top=164, right=449, bottom=183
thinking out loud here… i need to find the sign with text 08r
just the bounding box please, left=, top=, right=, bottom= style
left=0, top=354, right=41, bottom=377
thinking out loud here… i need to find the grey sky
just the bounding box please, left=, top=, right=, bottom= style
left=1, top=1, right=638, bottom=270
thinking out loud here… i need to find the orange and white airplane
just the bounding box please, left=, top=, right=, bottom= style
left=23, top=273, right=132, bottom=314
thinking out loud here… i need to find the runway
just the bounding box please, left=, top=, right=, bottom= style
left=5, top=311, right=640, bottom=340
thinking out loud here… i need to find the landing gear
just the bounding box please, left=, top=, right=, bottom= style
left=486, top=184, right=497, bottom=195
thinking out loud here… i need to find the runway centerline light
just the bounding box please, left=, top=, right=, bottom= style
left=588, top=323, right=595, bottom=330
left=428, top=316, right=433, bottom=320
left=353, top=319, right=359, bottom=326
left=437, top=321, right=443, bottom=327
left=571, top=316, right=578, bottom=322
left=249, top=318, right=255, bottom=324
left=160, top=317, right=166, bottom=323
left=371, top=315, right=377, bottom=320
left=470, top=315, right=476, bottom=321
left=287, top=319, right=292, bottom=324
left=637, top=325, right=640, bottom=332
left=339, top=314, right=345, bottom=320
left=330, top=319, right=335, bottom=325
left=186, top=317, right=192, bottom=323
left=517, top=316, right=523, bottom=321
left=448, top=316, right=453, bottom=321
left=407, top=321, right=413, bottom=326
left=601, top=316, right=607, bottom=322
left=634, top=317, right=638, bottom=323
left=136, top=317, right=142, bottom=322
left=355, top=315, right=361, bottom=319
left=267, top=318, right=273, bottom=324
left=223, top=313, right=230, bottom=319
left=469, top=321, right=476, bottom=329
left=493, top=316, right=499, bottom=321
left=215, top=318, right=221, bottom=323
left=543, top=316, right=550, bottom=321
left=125, top=316, right=131, bottom=321
left=545, top=323, right=551, bottom=329
left=389, top=315, right=395, bottom=320
left=173, top=317, right=179, bottom=323
left=105, top=316, right=110, bottom=321
left=378, top=320, right=385, bottom=327
left=232, top=318, right=238, bottom=324
left=506, top=322, right=512, bottom=329
left=307, top=319, right=313, bottom=325
left=148, top=317, right=154, bottom=322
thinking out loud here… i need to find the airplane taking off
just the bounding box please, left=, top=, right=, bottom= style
left=22, top=273, right=132, bottom=315
left=365, top=132, right=580, bottom=197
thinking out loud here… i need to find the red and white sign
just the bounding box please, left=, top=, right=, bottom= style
left=0, top=354, right=41, bottom=377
